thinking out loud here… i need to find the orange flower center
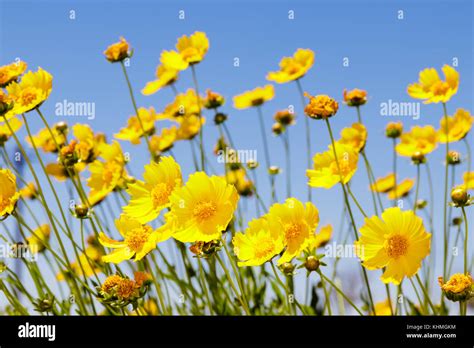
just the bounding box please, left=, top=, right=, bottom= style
left=0, top=197, right=10, bottom=214
left=126, top=226, right=152, bottom=252
left=284, top=222, right=304, bottom=243
left=431, top=81, right=450, bottom=96
left=284, top=62, right=301, bottom=75
left=330, top=159, right=351, bottom=177
left=193, top=201, right=217, bottom=222
left=116, top=279, right=137, bottom=299
left=254, top=237, right=275, bottom=259
left=151, top=183, right=173, bottom=209
left=386, top=235, right=409, bottom=258
left=181, top=47, right=199, bottom=62
left=20, top=89, right=38, bottom=107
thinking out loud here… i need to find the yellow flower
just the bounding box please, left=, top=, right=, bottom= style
left=395, top=125, right=438, bottom=157
left=0, top=168, right=20, bottom=217
left=370, top=173, right=396, bottom=193
left=232, top=216, right=285, bottom=266
left=149, top=126, right=178, bottom=154
left=0, top=117, right=22, bottom=145
left=142, top=65, right=179, bottom=96
left=163, top=89, right=202, bottom=118
left=343, top=88, right=368, bottom=107
left=45, top=163, right=69, bottom=182
left=5, top=68, right=53, bottom=116
left=308, top=224, right=333, bottom=251
left=438, top=273, right=473, bottom=302
left=386, top=178, right=415, bottom=200
left=226, top=168, right=254, bottom=197
left=307, top=143, right=359, bottom=189
left=124, top=156, right=182, bottom=224
left=438, top=108, right=474, bottom=143
left=337, top=123, right=367, bottom=153
left=26, top=224, right=50, bottom=253
left=385, top=121, right=403, bottom=138
left=0, top=61, right=27, bottom=87
left=372, top=300, right=392, bottom=316
left=168, top=172, right=239, bottom=243
left=274, top=109, right=296, bottom=126
left=99, top=214, right=171, bottom=263
left=203, top=89, right=225, bottom=109
left=19, top=182, right=38, bottom=200
left=176, top=114, right=205, bottom=140
left=160, top=32, right=209, bottom=70
left=26, top=125, right=67, bottom=153
left=0, top=89, right=15, bottom=116
left=266, top=49, right=315, bottom=83
left=57, top=238, right=103, bottom=281
left=267, top=198, right=319, bottom=264
left=233, top=85, right=275, bottom=109
left=463, top=171, right=474, bottom=190
left=87, top=141, right=127, bottom=206
left=304, top=93, right=339, bottom=119
left=115, top=107, right=158, bottom=144
left=407, top=65, right=459, bottom=104
left=355, top=207, right=431, bottom=285
left=104, top=37, right=131, bottom=63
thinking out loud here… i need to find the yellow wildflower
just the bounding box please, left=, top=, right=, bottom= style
left=438, top=108, right=474, bottom=143
left=104, top=37, right=131, bottom=63
left=233, top=85, right=275, bottom=109
left=26, top=225, right=50, bottom=253
left=26, top=125, right=66, bottom=153
left=407, top=65, right=459, bottom=104
left=438, top=273, right=474, bottom=302
left=0, top=61, right=27, bottom=87
left=0, top=117, right=22, bottom=145
left=396, top=125, right=438, bottom=157
left=142, top=65, right=179, bottom=96
left=149, top=126, right=178, bottom=154
left=337, top=123, right=367, bottom=153
left=370, top=173, right=396, bottom=193
left=343, top=88, right=368, bottom=107
left=463, top=171, right=474, bottom=190
left=266, top=49, right=315, bottom=83
left=160, top=32, right=209, bottom=70
left=387, top=178, right=415, bottom=200
left=115, top=107, right=158, bottom=144
left=0, top=168, right=20, bottom=217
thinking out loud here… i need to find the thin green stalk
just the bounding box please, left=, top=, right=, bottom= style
left=190, top=64, right=205, bottom=171
left=392, top=138, right=398, bottom=208
left=461, top=206, right=469, bottom=276
left=413, top=164, right=421, bottom=212
left=283, top=130, right=291, bottom=197
left=442, top=102, right=450, bottom=281
left=256, top=105, right=275, bottom=202
left=295, top=78, right=311, bottom=202
left=318, top=271, right=363, bottom=315
left=415, top=274, right=437, bottom=315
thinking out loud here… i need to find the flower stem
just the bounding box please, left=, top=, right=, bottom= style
left=413, top=164, right=421, bottom=212
left=442, top=102, right=450, bottom=282
left=461, top=206, right=469, bottom=276
left=415, top=274, right=437, bottom=315
left=282, top=130, right=291, bottom=197
left=392, top=138, right=398, bottom=207
left=190, top=64, right=205, bottom=172
left=318, top=271, right=363, bottom=315
left=256, top=105, right=275, bottom=202
left=120, top=61, right=154, bottom=159
left=296, top=79, right=311, bottom=202
left=324, top=118, right=375, bottom=314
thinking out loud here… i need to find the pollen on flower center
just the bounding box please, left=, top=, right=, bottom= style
left=284, top=222, right=304, bottom=243
left=193, top=201, right=217, bottom=222
left=330, top=160, right=350, bottom=176
left=431, top=81, right=450, bottom=95
left=181, top=47, right=198, bottom=61
left=20, top=89, right=37, bottom=106
left=151, top=183, right=172, bottom=209
left=254, top=237, right=275, bottom=259
left=116, top=278, right=137, bottom=300
left=386, top=235, right=409, bottom=258
left=126, top=226, right=152, bottom=252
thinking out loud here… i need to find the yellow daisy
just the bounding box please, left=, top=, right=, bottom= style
left=26, top=224, right=50, bottom=253
left=6, top=68, right=53, bottom=116
left=0, top=168, right=20, bottom=217
left=104, top=37, right=131, bottom=63
left=464, top=171, right=474, bottom=190
left=233, top=85, right=275, bottom=109
left=337, top=122, right=367, bottom=153
left=343, top=88, right=368, bottom=107
left=266, top=49, right=315, bottom=83
left=168, top=172, right=239, bottom=243
left=407, top=65, right=459, bottom=104
left=115, top=107, right=158, bottom=144
left=304, top=93, right=339, bottom=119
left=226, top=168, right=254, bottom=197
left=87, top=141, right=127, bottom=206
left=232, top=215, right=285, bottom=266
left=124, top=156, right=182, bottom=224
left=163, top=89, right=202, bottom=118
left=142, top=65, right=179, bottom=96
left=308, top=224, right=333, bottom=251
left=355, top=207, right=431, bottom=285
left=307, top=143, right=359, bottom=189
left=370, top=173, right=396, bottom=193
left=438, top=108, right=474, bottom=143
left=161, top=31, right=209, bottom=70
left=57, top=237, right=103, bottom=280
left=19, top=182, right=38, bottom=200
left=26, top=125, right=67, bottom=153
left=99, top=214, right=171, bottom=263
left=372, top=300, right=392, bottom=316
left=176, top=114, right=205, bottom=140
left=267, top=198, right=319, bottom=265
left=149, top=126, right=178, bottom=154
left=0, top=61, right=27, bottom=87
left=0, top=117, right=22, bottom=145
left=395, top=125, right=438, bottom=157
left=386, top=178, right=415, bottom=200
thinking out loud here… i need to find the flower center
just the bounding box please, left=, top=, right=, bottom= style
left=386, top=235, right=409, bottom=258
left=20, top=89, right=38, bottom=107
left=151, top=183, right=173, bottom=209
left=285, top=62, right=301, bottom=75
left=181, top=47, right=199, bottom=61
left=254, top=237, right=275, bottom=259
left=284, top=222, right=304, bottom=243
left=431, top=81, right=450, bottom=96
left=330, top=159, right=351, bottom=177
left=0, top=197, right=10, bottom=214
left=193, top=201, right=217, bottom=222
left=116, top=279, right=137, bottom=300
left=126, top=226, right=152, bottom=252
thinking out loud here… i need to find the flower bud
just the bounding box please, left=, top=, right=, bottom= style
left=447, top=150, right=461, bottom=165
left=411, top=151, right=426, bottom=164
left=438, top=274, right=474, bottom=302
left=268, top=166, right=280, bottom=175
left=213, top=112, right=227, bottom=125
left=385, top=122, right=403, bottom=138
left=279, top=262, right=295, bottom=276
left=271, top=122, right=284, bottom=135
left=304, top=93, right=338, bottom=119
left=74, top=204, right=89, bottom=219
left=304, top=255, right=320, bottom=273
left=451, top=186, right=469, bottom=206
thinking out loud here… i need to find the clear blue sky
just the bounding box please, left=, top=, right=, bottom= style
left=0, top=0, right=472, bottom=312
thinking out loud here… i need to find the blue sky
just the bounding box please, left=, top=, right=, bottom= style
left=0, top=0, right=473, bottom=312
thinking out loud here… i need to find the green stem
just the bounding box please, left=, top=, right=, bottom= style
left=256, top=105, right=275, bottom=202
left=190, top=64, right=205, bottom=171
left=319, top=271, right=363, bottom=315
left=413, top=164, right=421, bottom=212
left=296, top=78, right=311, bottom=202
left=461, top=206, right=469, bottom=276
